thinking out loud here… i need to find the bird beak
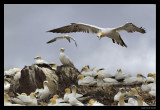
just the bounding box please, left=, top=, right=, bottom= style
left=97, top=36, right=101, bottom=40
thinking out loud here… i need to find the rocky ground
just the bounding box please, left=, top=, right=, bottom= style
left=4, top=64, right=156, bottom=106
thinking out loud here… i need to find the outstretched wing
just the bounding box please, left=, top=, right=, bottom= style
left=65, top=36, right=78, bottom=47
left=114, top=22, right=146, bottom=33
left=47, top=36, right=65, bottom=43
left=47, top=23, right=102, bottom=34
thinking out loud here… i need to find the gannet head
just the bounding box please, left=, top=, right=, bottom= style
left=21, top=93, right=27, bottom=96
left=34, top=56, right=42, bottom=60
left=97, top=32, right=105, bottom=40
left=77, top=74, right=84, bottom=80
left=127, top=88, right=138, bottom=95
left=119, top=87, right=126, bottom=93
left=15, top=70, right=20, bottom=74
left=97, top=74, right=102, bottom=79
left=30, top=93, right=36, bottom=99
left=4, top=69, right=6, bottom=72
left=65, top=88, right=71, bottom=94
left=88, top=99, right=95, bottom=106
left=81, top=66, right=88, bottom=72
left=60, top=48, right=65, bottom=53
left=53, top=94, right=59, bottom=99
left=147, top=73, right=153, bottom=77
left=137, top=73, right=146, bottom=78
left=50, top=62, right=57, bottom=67
left=96, top=68, right=105, bottom=73
left=50, top=98, right=56, bottom=105
left=43, top=81, right=49, bottom=87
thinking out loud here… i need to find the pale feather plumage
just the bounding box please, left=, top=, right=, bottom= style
left=34, top=81, right=50, bottom=100
left=47, top=22, right=146, bottom=47
left=59, top=48, right=74, bottom=67
left=47, top=35, right=78, bottom=47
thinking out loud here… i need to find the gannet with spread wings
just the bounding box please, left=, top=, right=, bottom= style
left=47, top=22, right=146, bottom=47
left=47, top=35, right=78, bottom=47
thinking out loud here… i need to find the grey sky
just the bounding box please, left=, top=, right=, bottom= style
left=4, top=4, right=156, bottom=76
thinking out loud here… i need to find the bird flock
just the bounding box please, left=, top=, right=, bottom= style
left=4, top=22, right=155, bottom=106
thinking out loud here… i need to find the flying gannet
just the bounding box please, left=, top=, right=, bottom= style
left=47, top=22, right=146, bottom=47
left=47, top=35, right=78, bottom=47
left=59, top=48, right=75, bottom=68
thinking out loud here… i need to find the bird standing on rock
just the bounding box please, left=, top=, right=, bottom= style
left=59, top=48, right=75, bottom=68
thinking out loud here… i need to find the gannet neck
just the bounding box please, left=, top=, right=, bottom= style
left=131, top=88, right=138, bottom=95
left=119, top=94, right=125, bottom=106
left=137, top=96, right=143, bottom=106
left=4, top=93, right=8, bottom=102
left=50, top=98, right=56, bottom=105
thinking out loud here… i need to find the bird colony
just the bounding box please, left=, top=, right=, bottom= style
left=4, top=22, right=156, bottom=106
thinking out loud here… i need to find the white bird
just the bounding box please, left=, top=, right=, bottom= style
left=68, top=85, right=84, bottom=106
left=59, top=48, right=74, bottom=67
left=4, top=68, right=20, bottom=76
left=141, top=81, right=151, bottom=92
left=34, top=56, right=48, bottom=64
left=80, top=66, right=96, bottom=76
left=47, top=22, right=146, bottom=47
left=96, top=74, right=118, bottom=86
left=96, top=68, right=113, bottom=78
left=49, top=62, right=57, bottom=70
left=146, top=73, right=154, bottom=83
left=123, top=73, right=144, bottom=85
left=12, top=92, right=38, bottom=106
left=14, top=70, right=21, bottom=81
left=126, top=94, right=148, bottom=106
left=77, top=74, right=97, bottom=86
left=136, top=73, right=146, bottom=84
left=52, top=94, right=65, bottom=103
left=148, top=73, right=156, bottom=96
left=118, top=93, right=133, bottom=106
left=48, top=98, right=71, bottom=106
left=4, top=93, right=23, bottom=106
left=47, top=35, right=78, bottom=47
left=115, top=69, right=131, bottom=81
left=4, top=81, right=10, bottom=92
left=34, top=81, right=50, bottom=100
left=63, top=88, right=83, bottom=102
left=114, top=88, right=126, bottom=101
left=87, top=99, right=104, bottom=106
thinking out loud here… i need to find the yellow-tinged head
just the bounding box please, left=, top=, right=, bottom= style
left=50, top=62, right=57, bottom=67
left=50, top=98, right=56, bottom=105
left=21, top=93, right=27, bottom=96
left=89, top=99, right=95, bottom=104
left=65, top=88, right=71, bottom=94
left=43, top=80, right=48, bottom=87
left=30, top=92, right=36, bottom=99
left=53, top=94, right=59, bottom=99
left=16, top=70, right=20, bottom=74
left=34, top=56, right=42, bottom=60
left=97, top=74, right=102, bottom=79
left=4, top=69, right=6, bottom=72
left=81, top=66, right=88, bottom=72
left=147, top=73, right=153, bottom=77
left=97, top=32, right=105, bottom=40
left=60, top=48, right=65, bottom=52
left=137, top=73, right=144, bottom=78
left=77, top=74, right=84, bottom=80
